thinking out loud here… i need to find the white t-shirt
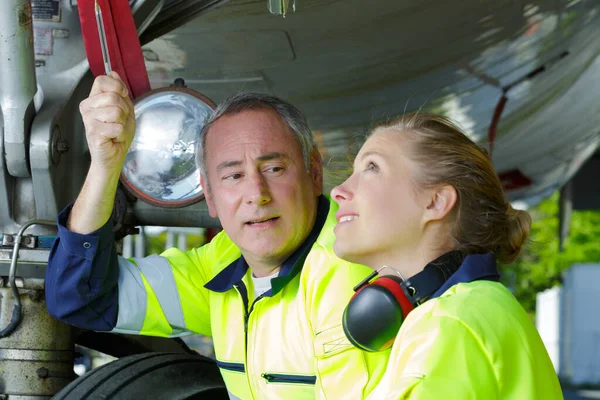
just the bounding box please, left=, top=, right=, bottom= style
left=251, top=269, right=279, bottom=300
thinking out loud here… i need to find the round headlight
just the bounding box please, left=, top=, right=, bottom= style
left=120, top=86, right=215, bottom=208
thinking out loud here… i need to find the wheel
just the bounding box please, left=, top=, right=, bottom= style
left=53, top=352, right=229, bottom=400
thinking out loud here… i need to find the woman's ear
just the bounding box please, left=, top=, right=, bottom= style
left=424, top=185, right=457, bottom=222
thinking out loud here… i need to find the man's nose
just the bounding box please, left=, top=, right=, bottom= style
left=246, top=174, right=272, bottom=205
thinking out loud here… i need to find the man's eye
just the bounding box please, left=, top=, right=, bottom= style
left=224, top=173, right=243, bottom=180
left=265, top=166, right=284, bottom=173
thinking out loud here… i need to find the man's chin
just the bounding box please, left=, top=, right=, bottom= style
left=243, top=242, right=288, bottom=262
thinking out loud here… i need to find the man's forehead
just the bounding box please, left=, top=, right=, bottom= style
left=205, top=111, right=300, bottom=160
left=210, top=107, right=287, bottom=132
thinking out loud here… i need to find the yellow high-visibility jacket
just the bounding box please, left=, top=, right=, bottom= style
left=109, top=196, right=390, bottom=399
left=367, top=279, right=563, bottom=399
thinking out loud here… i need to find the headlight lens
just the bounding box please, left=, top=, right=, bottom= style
left=120, top=87, right=215, bottom=208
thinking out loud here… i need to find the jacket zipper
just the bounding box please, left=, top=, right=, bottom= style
left=216, top=360, right=245, bottom=373
left=261, top=373, right=317, bottom=385
left=245, top=294, right=264, bottom=332
left=234, top=282, right=266, bottom=396
left=235, top=282, right=265, bottom=335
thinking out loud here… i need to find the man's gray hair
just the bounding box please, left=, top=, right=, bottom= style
left=196, top=92, right=315, bottom=178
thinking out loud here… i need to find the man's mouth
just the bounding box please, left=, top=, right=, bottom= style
left=246, top=217, right=280, bottom=225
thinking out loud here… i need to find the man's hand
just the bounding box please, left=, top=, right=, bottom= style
left=68, top=72, right=136, bottom=234
left=79, top=72, right=136, bottom=174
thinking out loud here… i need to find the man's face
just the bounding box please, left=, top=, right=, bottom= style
left=201, top=108, right=323, bottom=269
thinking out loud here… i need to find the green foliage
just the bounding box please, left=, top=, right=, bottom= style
left=146, top=231, right=167, bottom=255
left=500, top=191, right=600, bottom=311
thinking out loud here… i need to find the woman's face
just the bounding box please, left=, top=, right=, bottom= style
left=331, top=129, right=430, bottom=269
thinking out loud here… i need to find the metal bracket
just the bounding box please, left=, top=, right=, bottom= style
left=2, top=235, right=37, bottom=249
left=0, top=219, right=56, bottom=339
left=0, top=0, right=38, bottom=178
left=268, top=0, right=296, bottom=16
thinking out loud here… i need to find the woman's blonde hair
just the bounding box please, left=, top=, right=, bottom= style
left=372, top=113, right=531, bottom=264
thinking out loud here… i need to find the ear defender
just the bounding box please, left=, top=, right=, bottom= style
left=342, top=252, right=465, bottom=352
left=342, top=275, right=415, bottom=352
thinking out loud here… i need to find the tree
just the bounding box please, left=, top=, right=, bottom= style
left=500, top=191, right=600, bottom=312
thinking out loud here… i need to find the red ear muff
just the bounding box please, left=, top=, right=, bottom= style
left=342, top=276, right=414, bottom=352
left=342, top=252, right=465, bottom=352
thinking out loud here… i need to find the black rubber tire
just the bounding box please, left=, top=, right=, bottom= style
left=52, top=352, right=229, bottom=400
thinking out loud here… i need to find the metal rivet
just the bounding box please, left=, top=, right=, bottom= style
left=83, top=242, right=91, bottom=249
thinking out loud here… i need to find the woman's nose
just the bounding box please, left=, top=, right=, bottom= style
left=331, top=181, right=352, bottom=203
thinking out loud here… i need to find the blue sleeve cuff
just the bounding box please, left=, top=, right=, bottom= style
left=56, top=203, right=115, bottom=260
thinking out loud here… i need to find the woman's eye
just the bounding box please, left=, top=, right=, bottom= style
left=366, top=162, right=378, bottom=171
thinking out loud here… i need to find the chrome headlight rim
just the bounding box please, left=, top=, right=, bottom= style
left=119, top=85, right=216, bottom=209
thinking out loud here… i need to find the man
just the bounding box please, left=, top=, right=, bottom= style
left=46, top=73, right=390, bottom=399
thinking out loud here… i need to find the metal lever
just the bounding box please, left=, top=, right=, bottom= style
left=0, top=219, right=56, bottom=338
left=95, top=0, right=112, bottom=74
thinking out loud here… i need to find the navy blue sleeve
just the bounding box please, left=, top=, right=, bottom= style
left=45, top=203, right=119, bottom=331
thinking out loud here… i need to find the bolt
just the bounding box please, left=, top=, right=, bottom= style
left=37, top=367, right=49, bottom=379
left=5, top=236, right=13, bottom=244
left=56, top=139, right=70, bottom=154
left=22, top=236, right=31, bottom=245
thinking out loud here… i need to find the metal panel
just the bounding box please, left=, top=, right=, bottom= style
left=0, top=0, right=37, bottom=178
left=572, top=153, right=600, bottom=210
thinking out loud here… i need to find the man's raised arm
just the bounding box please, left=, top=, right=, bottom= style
left=44, top=72, right=136, bottom=331
left=68, top=72, right=135, bottom=234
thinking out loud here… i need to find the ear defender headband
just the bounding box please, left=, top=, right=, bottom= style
left=342, top=251, right=463, bottom=352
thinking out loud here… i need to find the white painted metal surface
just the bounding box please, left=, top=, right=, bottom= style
left=537, top=264, right=600, bottom=385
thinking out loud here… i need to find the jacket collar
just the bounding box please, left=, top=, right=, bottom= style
left=430, top=253, right=500, bottom=299
left=204, top=195, right=330, bottom=296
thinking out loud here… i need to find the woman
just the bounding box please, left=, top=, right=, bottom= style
left=331, top=113, right=562, bottom=399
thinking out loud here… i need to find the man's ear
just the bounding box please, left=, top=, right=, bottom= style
left=309, top=147, right=324, bottom=196
left=200, top=174, right=218, bottom=218
left=424, top=185, right=457, bottom=223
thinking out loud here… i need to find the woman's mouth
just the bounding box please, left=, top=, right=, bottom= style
left=338, top=215, right=358, bottom=223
